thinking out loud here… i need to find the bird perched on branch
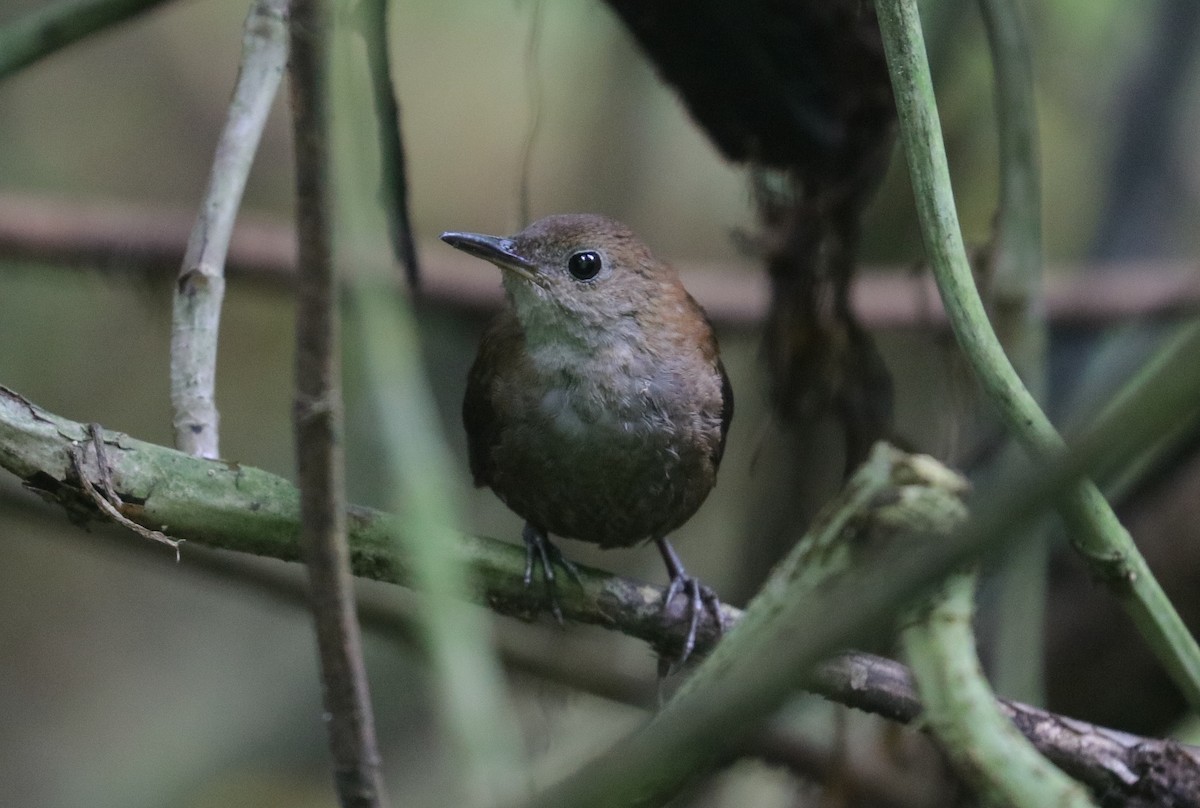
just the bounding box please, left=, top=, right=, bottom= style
left=442, top=214, right=733, bottom=661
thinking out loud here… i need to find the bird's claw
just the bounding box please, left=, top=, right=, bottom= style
left=655, top=536, right=724, bottom=672
left=522, top=524, right=583, bottom=624
left=662, top=574, right=724, bottom=672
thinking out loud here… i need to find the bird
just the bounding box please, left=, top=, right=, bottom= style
left=441, top=213, right=733, bottom=661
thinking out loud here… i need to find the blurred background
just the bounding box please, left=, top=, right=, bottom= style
left=1, top=0, right=1199, bottom=805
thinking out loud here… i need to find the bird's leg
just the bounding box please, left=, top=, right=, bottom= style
left=522, top=522, right=583, bottom=623
left=655, top=536, right=724, bottom=666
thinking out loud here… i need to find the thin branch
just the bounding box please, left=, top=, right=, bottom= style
left=289, top=0, right=387, bottom=804
left=3, top=386, right=1200, bottom=805
left=0, top=0, right=176, bottom=80
left=171, top=0, right=289, bottom=459
left=4, top=193, right=1200, bottom=330
left=352, top=0, right=420, bottom=290
left=874, top=0, right=1200, bottom=710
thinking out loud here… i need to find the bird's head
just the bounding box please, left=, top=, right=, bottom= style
left=441, top=214, right=687, bottom=347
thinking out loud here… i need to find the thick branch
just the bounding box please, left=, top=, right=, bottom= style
left=0, top=383, right=729, bottom=655
left=2, top=386, right=1200, bottom=804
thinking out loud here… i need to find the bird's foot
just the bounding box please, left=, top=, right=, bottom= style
left=656, top=537, right=725, bottom=671
left=661, top=574, right=724, bottom=669
left=522, top=523, right=584, bottom=624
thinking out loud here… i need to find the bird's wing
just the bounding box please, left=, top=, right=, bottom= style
left=714, top=354, right=734, bottom=467
left=462, top=314, right=520, bottom=488
left=691, top=297, right=734, bottom=469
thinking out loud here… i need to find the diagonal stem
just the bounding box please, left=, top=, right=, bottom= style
left=874, top=0, right=1200, bottom=710
left=976, top=0, right=1049, bottom=704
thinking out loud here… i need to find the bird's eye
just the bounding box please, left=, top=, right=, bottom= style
left=567, top=250, right=602, bottom=281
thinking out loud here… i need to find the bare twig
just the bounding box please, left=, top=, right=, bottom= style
left=65, top=427, right=181, bottom=558
left=289, top=0, right=387, bottom=804
left=170, top=0, right=289, bottom=459
left=3, top=194, right=1200, bottom=330
left=813, top=654, right=1200, bottom=806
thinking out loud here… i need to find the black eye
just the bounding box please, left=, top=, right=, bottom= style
left=567, top=250, right=602, bottom=281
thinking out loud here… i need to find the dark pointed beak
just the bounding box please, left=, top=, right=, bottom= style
left=440, top=231, right=539, bottom=283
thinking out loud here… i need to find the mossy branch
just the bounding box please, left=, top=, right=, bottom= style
left=0, top=383, right=727, bottom=654
left=4, top=383, right=1200, bottom=803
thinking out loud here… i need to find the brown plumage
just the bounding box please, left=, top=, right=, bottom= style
left=443, top=214, right=732, bottom=659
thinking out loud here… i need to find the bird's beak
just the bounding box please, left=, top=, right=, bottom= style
left=440, top=231, right=539, bottom=284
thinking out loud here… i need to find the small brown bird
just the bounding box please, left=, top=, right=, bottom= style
left=442, top=214, right=733, bottom=659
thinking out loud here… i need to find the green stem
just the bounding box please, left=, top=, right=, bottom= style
left=672, top=446, right=969, bottom=706
left=513, top=311, right=1200, bottom=808
left=980, top=0, right=1043, bottom=327
left=349, top=289, right=526, bottom=805
left=902, top=570, right=1097, bottom=807
left=976, top=0, right=1048, bottom=705
left=0, top=0, right=176, bottom=80
left=874, top=0, right=1200, bottom=709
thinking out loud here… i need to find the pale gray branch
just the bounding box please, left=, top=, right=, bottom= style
left=170, top=0, right=289, bottom=459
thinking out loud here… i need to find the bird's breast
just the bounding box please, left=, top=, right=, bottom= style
left=483, top=344, right=723, bottom=547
